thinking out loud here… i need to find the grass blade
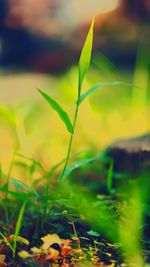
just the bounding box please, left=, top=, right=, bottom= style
left=78, top=81, right=124, bottom=105
left=0, top=232, right=15, bottom=254
left=107, top=160, right=114, bottom=194
left=13, top=199, right=27, bottom=258
left=60, top=158, right=95, bottom=181
left=37, top=89, right=73, bottom=133
left=60, top=152, right=104, bottom=181
left=12, top=178, right=40, bottom=200
left=15, top=152, right=46, bottom=172
left=78, top=19, right=94, bottom=96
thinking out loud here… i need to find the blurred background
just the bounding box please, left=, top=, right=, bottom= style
left=0, top=0, right=150, bottom=72
left=0, top=0, right=150, bottom=178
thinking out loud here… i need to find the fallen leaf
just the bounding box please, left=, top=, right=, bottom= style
left=46, top=247, right=60, bottom=260
left=31, top=247, right=41, bottom=255
left=9, top=235, right=29, bottom=245
left=18, top=250, right=31, bottom=259
left=0, top=254, right=6, bottom=265
left=41, top=234, right=62, bottom=250
left=61, top=240, right=72, bottom=257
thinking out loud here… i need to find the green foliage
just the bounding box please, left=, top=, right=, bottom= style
left=12, top=178, right=40, bottom=200
left=78, top=81, right=124, bottom=105
left=59, top=151, right=106, bottom=181
left=106, top=160, right=114, bottom=194
left=55, top=181, right=119, bottom=242
left=15, top=152, right=46, bottom=173
left=37, top=88, right=73, bottom=133
left=59, top=19, right=95, bottom=181
left=87, top=230, right=100, bottom=237
left=78, top=19, right=94, bottom=96
left=59, top=156, right=96, bottom=181
left=13, top=199, right=27, bottom=258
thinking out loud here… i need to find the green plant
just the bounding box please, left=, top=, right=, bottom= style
left=37, top=19, right=124, bottom=183
left=13, top=199, right=27, bottom=258
left=38, top=19, right=94, bottom=183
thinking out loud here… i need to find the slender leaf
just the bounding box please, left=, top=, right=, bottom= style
left=0, top=232, right=14, bottom=253
left=0, top=105, right=16, bottom=126
left=87, top=230, right=100, bottom=237
left=78, top=81, right=125, bottom=105
left=60, top=155, right=98, bottom=181
left=37, top=89, right=73, bottom=133
left=13, top=199, right=27, bottom=258
left=107, top=160, right=114, bottom=194
left=11, top=235, right=29, bottom=246
left=60, top=150, right=109, bottom=181
left=15, top=152, right=46, bottom=172
left=8, top=191, right=28, bottom=200
left=12, top=178, right=40, bottom=200
left=0, top=163, right=2, bottom=185
left=0, top=197, right=8, bottom=222
left=78, top=19, right=94, bottom=96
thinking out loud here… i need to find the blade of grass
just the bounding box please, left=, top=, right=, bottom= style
left=0, top=163, right=2, bottom=185
left=106, top=160, right=114, bottom=194
left=4, top=151, right=16, bottom=224
left=0, top=232, right=15, bottom=254
left=12, top=178, right=40, bottom=200
left=8, top=191, right=28, bottom=200
left=119, top=185, right=144, bottom=267
left=37, top=88, right=73, bottom=133
left=59, top=158, right=95, bottom=181
left=0, top=197, right=8, bottom=224
left=78, top=18, right=94, bottom=97
left=13, top=199, right=27, bottom=258
left=78, top=81, right=125, bottom=105
left=15, top=152, right=47, bottom=172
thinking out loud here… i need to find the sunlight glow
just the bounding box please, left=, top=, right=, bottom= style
left=58, top=0, right=121, bottom=28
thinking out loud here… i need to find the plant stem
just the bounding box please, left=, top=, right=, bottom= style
left=5, top=151, right=16, bottom=224
left=71, top=220, right=82, bottom=251
left=60, top=103, right=79, bottom=181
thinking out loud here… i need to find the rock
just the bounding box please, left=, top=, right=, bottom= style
left=107, top=134, right=150, bottom=175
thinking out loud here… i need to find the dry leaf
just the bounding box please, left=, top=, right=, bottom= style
left=31, top=247, right=41, bottom=255
left=41, top=234, right=62, bottom=250
left=61, top=239, right=72, bottom=257
left=9, top=235, right=29, bottom=245
left=46, top=247, right=59, bottom=260
left=18, top=250, right=31, bottom=259
left=0, top=254, right=6, bottom=266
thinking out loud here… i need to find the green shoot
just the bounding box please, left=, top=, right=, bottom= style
left=59, top=19, right=95, bottom=181
left=37, top=18, right=128, bottom=184
left=13, top=199, right=27, bottom=258
left=78, top=19, right=94, bottom=97
left=106, top=159, right=114, bottom=194
left=36, top=19, right=94, bottom=181
left=78, top=81, right=124, bottom=105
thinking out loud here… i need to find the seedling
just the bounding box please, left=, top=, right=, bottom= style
left=38, top=19, right=123, bottom=182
